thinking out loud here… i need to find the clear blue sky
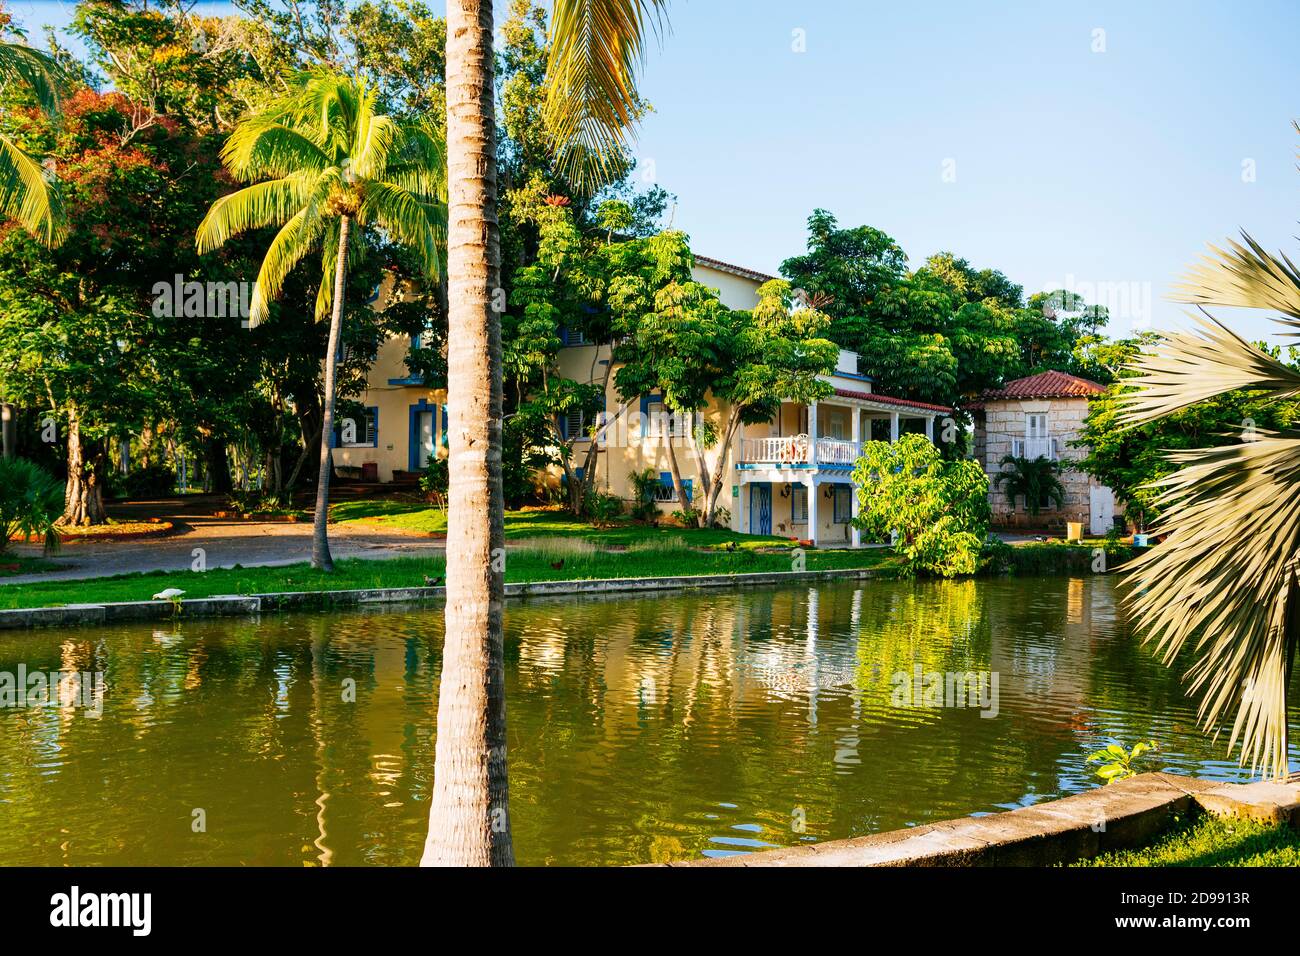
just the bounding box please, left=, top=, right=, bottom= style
left=12, top=0, right=1299, bottom=340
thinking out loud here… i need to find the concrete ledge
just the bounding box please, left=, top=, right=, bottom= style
left=1195, top=779, right=1300, bottom=827
left=666, top=773, right=1221, bottom=867
left=0, top=567, right=876, bottom=630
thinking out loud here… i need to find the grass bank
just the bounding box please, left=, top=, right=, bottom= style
left=0, top=539, right=897, bottom=610
left=1073, top=813, right=1300, bottom=867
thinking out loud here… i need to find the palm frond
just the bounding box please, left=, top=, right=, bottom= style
left=0, top=40, right=63, bottom=114
left=1116, top=313, right=1300, bottom=427
left=544, top=0, right=668, bottom=189
left=1123, top=432, right=1300, bottom=777
left=1173, top=232, right=1300, bottom=331
left=194, top=175, right=315, bottom=253
left=0, top=133, right=65, bottom=247
left=359, top=181, right=445, bottom=279
left=247, top=209, right=326, bottom=327
left=220, top=119, right=330, bottom=182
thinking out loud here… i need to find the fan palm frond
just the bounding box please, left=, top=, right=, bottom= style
left=544, top=0, right=669, bottom=189
left=1116, top=313, right=1300, bottom=427
left=1122, top=432, right=1300, bottom=777
left=1173, top=232, right=1300, bottom=330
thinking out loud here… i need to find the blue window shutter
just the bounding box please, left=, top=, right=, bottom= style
left=683, top=479, right=692, bottom=502
left=659, top=472, right=672, bottom=488
left=440, top=405, right=448, bottom=447
left=575, top=467, right=584, bottom=481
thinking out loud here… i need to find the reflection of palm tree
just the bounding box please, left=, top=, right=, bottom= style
left=1118, top=126, right=1300, bottom=778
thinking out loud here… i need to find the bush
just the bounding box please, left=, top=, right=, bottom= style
left=108, top=463, right=176, bottom=499
left=853, top=433, right=990, bottom=577
left=587, top=492, right=624, bottom=528
left=419, top=456, right=449, bottom=509
left=627, top=468, right=660, bottom=523
left=0, top=458, right=64, bottom=554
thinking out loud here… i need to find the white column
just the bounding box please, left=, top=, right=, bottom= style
left=737, top=478, right=748, bottom=534
left=889, top=411, right=899, bottom=443
left=850, top=408, right=862, bottom=548
left=925, top=415, right=935, bottom=442
left=807, top=402, right=818, bottom=463
left=806, top=477, right=819, bottom=547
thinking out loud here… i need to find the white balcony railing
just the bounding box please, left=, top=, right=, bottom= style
left=741, top=435, right=862, bottom=466
left=1012, top=437, right=1059, bottom=461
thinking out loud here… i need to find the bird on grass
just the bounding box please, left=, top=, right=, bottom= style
left=550, top=559, right=565, bottom=570
left=423, top=575, right=443, bottom=587
left=723, top=541, right=737, bottom=552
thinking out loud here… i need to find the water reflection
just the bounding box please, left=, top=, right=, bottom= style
left=0, top=576, right=1292, bottom=866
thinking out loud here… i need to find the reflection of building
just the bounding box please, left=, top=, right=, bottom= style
left=969, top=371, right=1120, bottom=533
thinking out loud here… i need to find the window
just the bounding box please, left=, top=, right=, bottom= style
left=792, top=485, right=808, bottom=522
left=646, top=402, right=697, bottom=439
left=833, top=486, right=853, bottom=523
left=653, top=473, right=691, bottom=503
left=561, top=326, right=589, bottom=346
left=1026, top=413, right=1048, bottom=439
left=337, top=407, right=378, bottom=448
left=560, top=408, right=587, bottom=441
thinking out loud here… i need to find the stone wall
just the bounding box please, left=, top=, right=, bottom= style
left=979, top=396, right=1114, bottom=529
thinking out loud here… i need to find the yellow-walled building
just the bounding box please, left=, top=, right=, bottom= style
left=344, top=254, right=948, bottom=547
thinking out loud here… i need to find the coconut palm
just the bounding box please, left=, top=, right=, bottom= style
left=0, top=37, right=65, bottom=246
left=422, top=0, right=669, bottom=867
left=1116, top=124, right=1300, bottom=779
left=993, top=455, right=1066, bottom=517
left=196, top=71, right=445, bottom=572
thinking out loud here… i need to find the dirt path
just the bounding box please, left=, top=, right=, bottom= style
left=2, top=496, right=445, bottom=585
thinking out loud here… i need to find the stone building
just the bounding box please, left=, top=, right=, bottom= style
left=969, top=370, right=1120, bottom=534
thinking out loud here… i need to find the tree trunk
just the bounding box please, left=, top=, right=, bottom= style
left=692, top=407, right=743, bottom=527
left=663, top=429, right=694, bottom=525
left=311, top=214, right=351, bottom=572
left=1, top=403, right=15, bottom=459
left=422, top=0, right=513, bottom=867
left=62, top=412, right=107, bottom=526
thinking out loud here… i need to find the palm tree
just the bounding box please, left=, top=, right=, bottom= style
left=1117, top=124, right=1300, bottom=779
left=196, top=71, right=445, bottom=571
left=993, top=455, right=1066, bottom=517
left=423, top=0, right=668, bottom=866
left=0, top=36, right=65, bottom=246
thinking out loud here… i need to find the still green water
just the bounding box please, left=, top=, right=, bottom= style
left=0, top=575, right=1283, bottom=866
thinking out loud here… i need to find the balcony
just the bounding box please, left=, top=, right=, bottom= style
left=1012, top=437, right=1059, bottom=461
left=740, top=435, right=862, bottom=466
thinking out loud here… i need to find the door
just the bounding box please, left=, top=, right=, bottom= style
left=749, top=483, right=772, bottom=535
left=416, top=410, right=434, bottom=468
left=1089, top=485, right=1115, bottom=535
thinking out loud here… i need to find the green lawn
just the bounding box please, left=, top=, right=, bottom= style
left=1073, top=814, right=1300, bottom=867
left=331, top=501, right=799, bottom=549
left=0, top=541, right=896, bottom=610
left=0, top=555, right=59, bottom=578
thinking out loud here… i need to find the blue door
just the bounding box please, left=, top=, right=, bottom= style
left=749, top=483, right=772, bottom=535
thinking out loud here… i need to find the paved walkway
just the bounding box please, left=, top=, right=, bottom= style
left=2, top=496, right=445, bottom=585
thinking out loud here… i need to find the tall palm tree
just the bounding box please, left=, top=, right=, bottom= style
left=196, top=71, right=445, bottom=571
left=423, top=0, right=668, bottom=866
left=0, top=37, right=65, bottom=246
left=993, top=454, right=1066, bottom=517
left=1117, top=123, right=1300, bottom=779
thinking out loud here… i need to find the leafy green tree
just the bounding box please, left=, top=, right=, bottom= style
left=852, top=433, right=990, bottom=577
left=195, top=70, right=445, bottom=570
left=992, top=454, right=1066, bottom=517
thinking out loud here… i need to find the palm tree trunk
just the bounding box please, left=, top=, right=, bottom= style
left=311, top=214, right=351, bottom=572
left=423, top=0, right=514, bottom=866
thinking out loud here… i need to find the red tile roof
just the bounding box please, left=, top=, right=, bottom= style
left=833, top=387, right=951, bottom=413
left=975, top=370, right=1106, bottom=403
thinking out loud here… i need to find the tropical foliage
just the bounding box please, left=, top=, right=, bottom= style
left=0, top=457, right=63, bottom=553
left=0, top=25, right=64, bottom=246
left=993, top=454, right=1067, bottom=517
left=1117, top=126, right=1300, bottom=778
left=195, top=69, right=446, bottom=569
left=853, top=433, right=991, bottom=577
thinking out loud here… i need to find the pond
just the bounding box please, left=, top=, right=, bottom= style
left=0, top=575, right=1291, bottom=866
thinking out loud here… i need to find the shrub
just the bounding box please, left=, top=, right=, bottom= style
left=419, top=456, right=449, bottom=510
left=108, top=463, right=176, bottom=499
left=0, top=458, right=64, bottom=554
left=587, top=492, right=624, bottom=528
left=627, top=468, right=660, bottom=523
left=853, top=433, right=990, bottom=577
